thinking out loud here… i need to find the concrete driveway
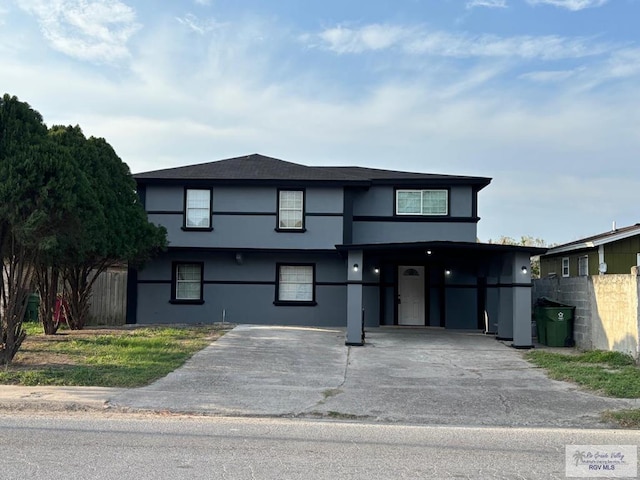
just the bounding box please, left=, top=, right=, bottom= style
left=110, top=325, right=640, bottom=427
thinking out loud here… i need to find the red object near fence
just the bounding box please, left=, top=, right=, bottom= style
left=54, top=296, right=69, bottom=327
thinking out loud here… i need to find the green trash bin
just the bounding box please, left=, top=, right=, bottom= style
left=25, top=293, right=40, bottom=322
left=534, top=297, right=575, bottom=347
left=535, top=308, right=547, bottom=345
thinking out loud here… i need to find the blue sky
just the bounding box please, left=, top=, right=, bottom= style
left=2, top=0, right=639, bottom=245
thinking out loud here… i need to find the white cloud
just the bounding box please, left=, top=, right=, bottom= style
left=176, top=13, right=222, bottom=35
left=194, top=0, right=212, bottom=5
left=466, top=0, right=508, bottom=8
left=526, top=0, right=608, bottom=11
left=313, top=24, right=614, bottom=61
left=519, top=69, right=579, bottom=82
left=0, top=5, right=8, bottom=25
left=317, top=24, right=413, bottom=54
left=15, top=0, right=140, bottom=63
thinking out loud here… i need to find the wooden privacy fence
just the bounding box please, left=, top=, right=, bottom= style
left=87, top=269, right=128, bottom=326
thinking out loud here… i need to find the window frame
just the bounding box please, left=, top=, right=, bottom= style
left=395, top=188, right=449, bottom=216
left=170, top=261, right=204, bottom=304
left=274, top=263, right=316, bottom=306
left=276, top=189, right=306, bottom=232
left=562, top=257, right=570, bottom=278
left=578, top=255, right=589, bottom=277
left=183, top=188, right=213, bottom=231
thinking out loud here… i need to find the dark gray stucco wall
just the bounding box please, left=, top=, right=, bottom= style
left=444, top=268, right=478, bottom=329
left=149, top=214, right=344, bottom=250
left=145, top=185, right=344, bottom=250
left=352, top=221, right=477, bottom=244
left=351, top=185, right=475, bottom=217
left=350, top=185, right=478, bottom=244
left=136, top=250, right=348, bottom=326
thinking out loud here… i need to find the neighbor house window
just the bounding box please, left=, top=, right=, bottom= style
left=396, top=189, right=448, bottom=215
left=275, top=264, right=315, bottom=305
left=171, top=262, right=204, bottom=303
left=578, top=256, right=589, bottom=277
left=277, top=190, right=305, bottom=231
left=184, top=189, right=212, bottom=229
left=562, top=257, right=570, bottom=277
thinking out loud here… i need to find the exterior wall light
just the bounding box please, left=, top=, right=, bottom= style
left=521, top=266, right=528, bottom=274
left=445, top=269, right=451, bottom=276
left=353, top=263, right=359, bottom=272
left=426, top=250, right=432, bottom=256
left=373, top=267, right=380, bottom=275
left=235, top=252, right=243, bottom=265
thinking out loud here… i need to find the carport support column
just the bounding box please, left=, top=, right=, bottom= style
left=497, top=254, right=514, bottom=340
left=512, top=251, right=534, bottom=349
left=346, top=249, right=364, bottom=346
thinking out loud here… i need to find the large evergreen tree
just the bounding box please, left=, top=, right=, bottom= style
left=0, top=94, right=80, bottom=360
left=49, top=126, right=166, bottom=329
left=1, top=94, right=166, bottom=363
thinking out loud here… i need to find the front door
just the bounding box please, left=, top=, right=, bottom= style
left=398, top=266, right=425, bottom=326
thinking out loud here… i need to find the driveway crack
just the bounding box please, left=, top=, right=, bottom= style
left=339, top=346, right=351, bottom=388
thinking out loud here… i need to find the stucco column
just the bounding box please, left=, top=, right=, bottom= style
left=346, top=249, right=364, bottom=346
left=512, top=251, right=534, bottom=349
left=496, top=254, right=514, bottom=340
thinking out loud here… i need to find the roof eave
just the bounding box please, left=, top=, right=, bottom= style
left=135, top=177, right=371, bottom=187
left=544, top=227, right=640, bottom=256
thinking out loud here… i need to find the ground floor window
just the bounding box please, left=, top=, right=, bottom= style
left=275, top=264, right=316, bottom=305
left=578, top=256, right=588, bottom=276
left=171, top=262, right=204, bottom=304
left=562, top=257, right=570, bottom=277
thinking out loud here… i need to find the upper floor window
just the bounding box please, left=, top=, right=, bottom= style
left=277, top=190, right=305, bottom=231
left=171, top=262, right=204, bottom=304
left=578, top=256, right=589, bottom=277
left=396, top=189, right=448, bottom=216
left=184, top=189, right=212, bottom=230
left=562, top=257, right=570, bottom=277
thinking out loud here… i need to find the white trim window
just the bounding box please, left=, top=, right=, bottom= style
left=185, top=189, right=211, bottom=228
left=277, top=265, right=314, bottom=302
left=562, top=257, right=570, bottom=277
left=175, top=263, right=203, bottom=301
left=278, top=190, right=304, bottom=230
left=396, top=189, right=448, bottom=215
left=578, top=256, right=589, bottom=277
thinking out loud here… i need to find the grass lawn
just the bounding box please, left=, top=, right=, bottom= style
left=525, top=349, right=640, bottom=428
left=0, top=323, right=230, bottom=388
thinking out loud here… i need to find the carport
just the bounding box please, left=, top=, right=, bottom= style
left=338, top=241, right=547, bottom=348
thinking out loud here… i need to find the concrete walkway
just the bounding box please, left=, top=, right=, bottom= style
left=104, top=325, right=640, bottom=427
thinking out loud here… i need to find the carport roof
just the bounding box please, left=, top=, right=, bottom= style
left=336, top=241, right=548, bottom=256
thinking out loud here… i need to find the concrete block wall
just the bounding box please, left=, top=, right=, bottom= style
left=533, top=277, right=591, bottom=349
left=533, top=273, right=640, bottom=359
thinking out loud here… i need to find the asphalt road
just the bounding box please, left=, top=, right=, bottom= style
left=1, top=413, right=638, bottom=480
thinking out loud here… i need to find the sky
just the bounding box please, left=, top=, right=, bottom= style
left=1, top=0, right=639, bottom=246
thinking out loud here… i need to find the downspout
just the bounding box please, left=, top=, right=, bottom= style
left=598, top=245, right=605, bottom=275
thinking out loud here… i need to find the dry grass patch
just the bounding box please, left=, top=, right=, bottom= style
left=1, top=324, right=230, bottom=387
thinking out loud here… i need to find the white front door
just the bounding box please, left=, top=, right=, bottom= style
left=398, top=266, right=425, bottom=326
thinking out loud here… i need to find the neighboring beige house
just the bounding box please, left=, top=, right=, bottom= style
left=540, top=223, right=640, bottom=278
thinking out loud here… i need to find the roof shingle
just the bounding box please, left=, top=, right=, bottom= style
left=134, top=153, right=491, bottom=187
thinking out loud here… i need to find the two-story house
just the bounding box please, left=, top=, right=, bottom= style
left=128, top=154, right=545, bottom=347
